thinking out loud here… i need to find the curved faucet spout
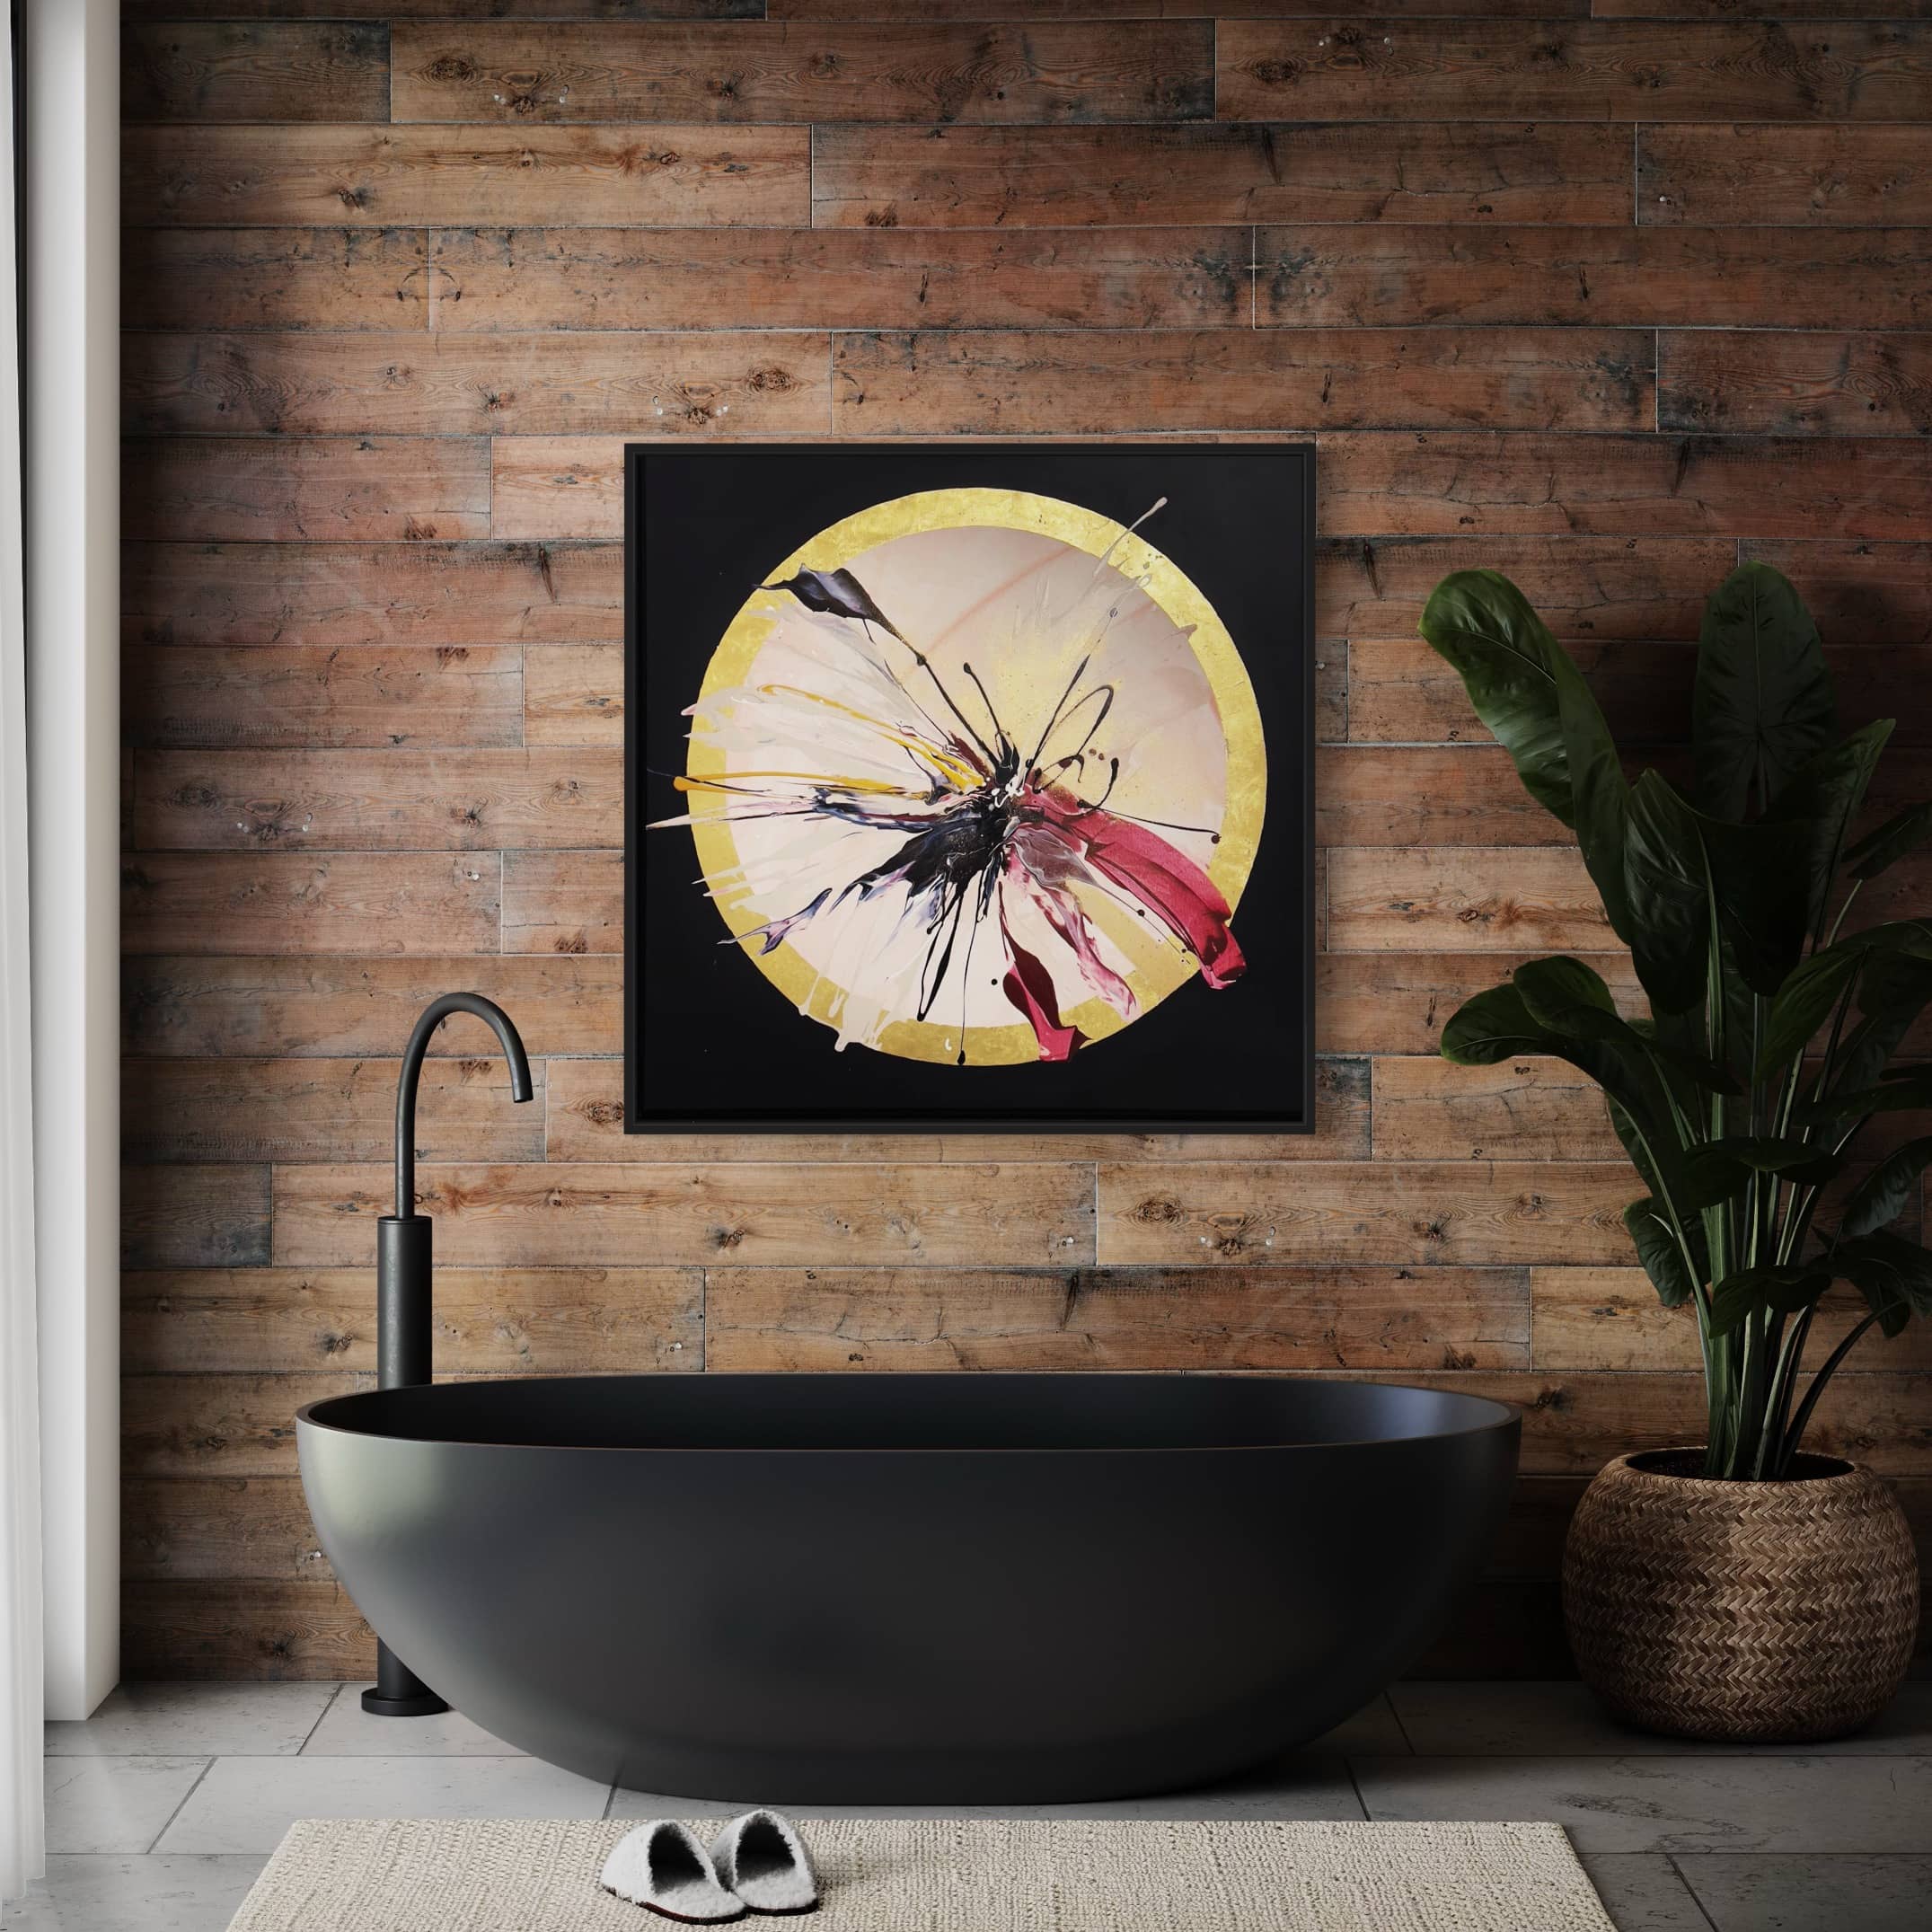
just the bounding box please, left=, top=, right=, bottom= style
left=394, top=992, right=534, bottom=1219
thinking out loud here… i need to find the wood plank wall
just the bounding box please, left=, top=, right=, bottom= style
left=119, top=2, right=1932, bottom=1681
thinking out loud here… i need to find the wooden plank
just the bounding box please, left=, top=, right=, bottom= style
left=706, top=1266, right=1531, bottom=1373
left=809, top=123, right=1632, bottom=229
left=121, top=229, right=431, bottom=332
left=122, top=1580, right=374, bottom=1681
left=1373, top=1056, right=1619, bottom=1163
left=1661, top=332, right=1932, bottom=439
left=1345, top=638, right=1932, bottom=751
left=123, top=437, right=491, bottom=544
left=122, top=853, right=502, bottom=957
left=124, top=21, right=390, bottom=122
left=1347, top=638, right=1678, bottom=747
left=124, top=543, right=622, bottom=648
left=1742, top=542, right=1932, bottom=649
left=1316, top=432, right=1932, bottom=543
left=125, top=332, right=832, bottom=438
left=432, top=227, right=1250, bottom=337
left=123, top=1266, right=702, bottom=1375
left=122, top=956, right=622, bottom=1060
left=525, top=643, right=622, bottom=746
left=389, top=20, right=1214, bottom=125
left=122, top=1165, right=271, bottom=1270
left=273, top=1162, right=1100, bottom=1267
left=123, top=1059, right=548, bottom=1165
left=1599, top=1, right=1932, bottom=14
left=502, top=851, right=621, bottom=957
left=122, top=125, right=810, bottom=229
left=1641, top=125, right=1932, bottom=228
left=491, top=441, right=625, bottom=543
left=1264, top=226, right=1932, bottom=332
left=1098, top=1161, right=1633, bottom=1268
left=540, top=1054, right=1373, bottom=1165
left=129, top=0, right=756, bottom=13
left=833, top=329, right=1654, bottom=436
left=1531, top=1266, right=1932, bottom=1375
left=1338, top=1370, right=1932, bottom=1478
left=1319, top=745, right=1575, bottom=847
left=1327, top=847, right=1615, bottom=955
left=775, top=0, right=1580, bottom=15
left=122, top=645, right=525, bottom=751
left=1313, top=644, right=1345, bottom=745
left=1220, top=19, right=1932, bottom=123
left=131, top=747, right=622, bottom=852
left=127, top=1373, right=361, bottom=1478
left=1314, top=953, right=1641, bottom=1059
left=123, top=1478, right=329, bottom=1584
left=490, top=431, right=1925, bottom=548
left=127, top=1, right=760, bottom=16
left=1835, top=851, right=1932, bottom=934
left=1318, top=537, right=1735, bottom=643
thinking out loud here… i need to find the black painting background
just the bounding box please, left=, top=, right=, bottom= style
left=626, top=443, right=1314, bottom=1131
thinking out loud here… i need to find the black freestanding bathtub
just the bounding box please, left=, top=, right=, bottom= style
left=296, top=1374, right=1518, bottom=1802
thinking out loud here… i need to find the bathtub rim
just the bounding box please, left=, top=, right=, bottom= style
left=295, top=1372, right=1520, bottom=1457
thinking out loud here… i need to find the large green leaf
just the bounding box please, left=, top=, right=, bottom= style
left=1440, top=982, right=1556, bottom=1067
left=1693, top=561, right=1836, bottom=821
left=1624, top=1196, right=1705, bottom=1308
left=1621, top=772, right=1711, bottom=1014
left=1515, top=958, right=1734, bottom=1112
left=1763, top=720, right=1893, bottom=940
left=1827, top=1229, right=1932, bottom=1337
left=1679, top=1134, right=1844, bottom=1212
left=1442, top=979, right=1670, bottom=1151
left=1513, top=954, right=1618, bottom=1028
left=1758, top=945, right=1859, bottom=1075
left=1845, top=798, right=1932, bottom=882
left=1418, top=571, right=1633, bottom=938
left=1700, top=811, right=1815, bottom=998
left=1417, top=571, right=1576, bottom=825
left=1708, top=1265, right=1831, bottom=1337
left=1756, top=920, right=1932, bottom=1075
left=1839, top=1137, right=1932, bottom=1239
left=1802, top=1069, right=1932, bottom=1122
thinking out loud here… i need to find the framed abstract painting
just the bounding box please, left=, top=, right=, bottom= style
left=625, top=443, right=1315, bottom=1134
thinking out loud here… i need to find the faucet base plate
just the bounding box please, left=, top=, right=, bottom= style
left=361, top=1687, right=450, bottom=1718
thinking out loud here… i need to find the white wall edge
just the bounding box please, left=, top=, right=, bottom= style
left=23, top=0, right=119, bottom=1719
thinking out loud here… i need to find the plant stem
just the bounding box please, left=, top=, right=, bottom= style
left=1778, top=1310, right=1882, bottom=1475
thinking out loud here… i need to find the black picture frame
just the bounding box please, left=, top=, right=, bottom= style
left=625, top=442, right=1316, bottom=1134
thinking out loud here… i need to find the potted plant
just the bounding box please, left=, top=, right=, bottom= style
left=1418, top=561, right=1927, bottom=1741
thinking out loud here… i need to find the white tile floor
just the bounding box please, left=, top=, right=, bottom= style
left=7, top=1680, right=1930, bottom=1929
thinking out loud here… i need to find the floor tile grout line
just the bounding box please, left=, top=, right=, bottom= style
left=1339, top=1755, right=1372, bottom=1822
left=1383, top=1691, right=1417, bottom=1756
left=1663, top=1850, right=1724, bottom=1932
left=296, top=1683, right=346, bottom=1756
left=146, top=1755, right=217, bottom=1854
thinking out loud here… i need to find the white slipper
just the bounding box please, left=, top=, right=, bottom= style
left=709, top=1811, right=817, bottom=1916
left=601, top=1820, right=745, bottom=1923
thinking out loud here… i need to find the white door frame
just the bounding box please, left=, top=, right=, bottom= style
left=22, top=0, right=120, bottom=1719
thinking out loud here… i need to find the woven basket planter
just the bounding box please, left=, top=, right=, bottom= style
left=1563, top=1449, right=1919, bottom=1742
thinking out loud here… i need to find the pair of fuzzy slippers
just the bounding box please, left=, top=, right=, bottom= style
left=601, top=1810, right=817, bottom=1922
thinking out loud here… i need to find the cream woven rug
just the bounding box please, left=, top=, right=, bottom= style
left=225, top=1816, right=1615, bottom=1930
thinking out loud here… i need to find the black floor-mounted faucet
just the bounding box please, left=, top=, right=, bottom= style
left=364, top=992, right=534, bottom=1718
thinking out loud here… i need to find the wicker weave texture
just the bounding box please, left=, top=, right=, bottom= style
left=1563, top=1451, right=1919, bottom=1743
